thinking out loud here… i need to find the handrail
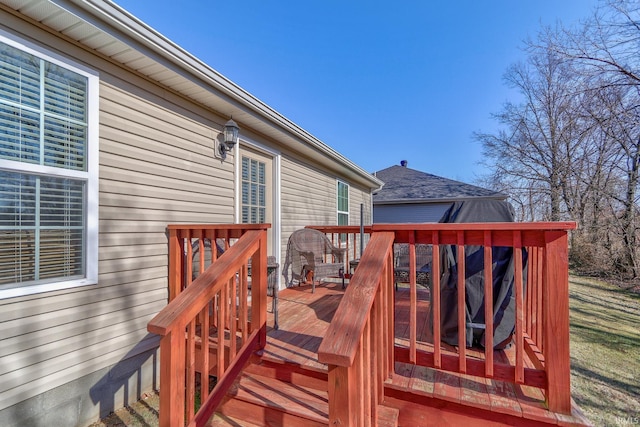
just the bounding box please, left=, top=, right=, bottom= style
left=148, top=227, right=269, bottom=427
left=320, top=221, right=576, bottom=419
left=167, top=224, right=271, bottom=302
left=375, top=221, right=577, bottom=231
left=381, top=222, right=576, bottom=414
left=318, top=231, right=395, bottom=426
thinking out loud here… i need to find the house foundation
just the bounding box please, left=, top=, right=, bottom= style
left=0, top=347, right=159, bottom=427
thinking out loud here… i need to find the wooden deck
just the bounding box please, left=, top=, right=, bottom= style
left=259, top=281, right=589, bottom=426
left=263, top=281, right=344, bottom=372
left=152, top=224, right=587, bottom=426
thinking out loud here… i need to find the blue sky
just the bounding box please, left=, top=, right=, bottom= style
left=115, top=0, right=599, bottom=183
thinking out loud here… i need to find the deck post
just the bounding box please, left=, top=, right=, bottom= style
left=168, top=228, right=183, bottom=302
left=251, top=230, right=268, bottom=348
left=327, top=364, right=358, bottom=426
left=159, top=330, right=185, bottom=427
left=543, top=231, right=572, bottom=414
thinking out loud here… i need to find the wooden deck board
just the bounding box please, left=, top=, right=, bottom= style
left=390, top=361, right=415, bottom=389
left=227, top=371, right=328, bottom=422
left=459, top=373, right=493, bottom=412
left=262, top=281, right=579, bottom=425
left=264, top=282, right=343, bottom=372
left=407, top=364, right=436, bottom=397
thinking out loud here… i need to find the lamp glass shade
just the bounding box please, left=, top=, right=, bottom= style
left=224, top=119, right=239, bottom=147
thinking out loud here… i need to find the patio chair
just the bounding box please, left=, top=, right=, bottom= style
left=284, top=228, right=346, bottom=293
left=394, top=243, right=432, bottom=291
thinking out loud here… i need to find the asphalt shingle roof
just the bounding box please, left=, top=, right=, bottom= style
left=373, top=164, right=507, bottom=204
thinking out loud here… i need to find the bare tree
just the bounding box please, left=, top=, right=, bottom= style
left=475, top=44, right=584, bottom=222
left=477, top=1, right=640, bottom=278
left=588, top=85, right=640, bottom=275
left=543, top=0, right=640, bottom=277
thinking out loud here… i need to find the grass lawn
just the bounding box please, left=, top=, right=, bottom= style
left=569, top=275, right=640, bottom=426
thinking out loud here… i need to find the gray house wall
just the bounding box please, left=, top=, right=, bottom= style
left=0, top=4, right=378, bottom=427
left=0, top=11, right=233, bottom=427
left=374, top=202, right=452, bottom=223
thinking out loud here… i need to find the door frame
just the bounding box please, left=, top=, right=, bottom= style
left=234, top=136, right=282, bottom=284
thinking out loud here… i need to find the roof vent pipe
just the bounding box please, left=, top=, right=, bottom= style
left=400, top=160, right=408, bottom=167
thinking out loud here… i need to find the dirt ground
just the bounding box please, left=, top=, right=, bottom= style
left=87, top=391, right=159, bottom=427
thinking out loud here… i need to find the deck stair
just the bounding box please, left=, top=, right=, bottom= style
left=208, top=356, right=399, bottom=427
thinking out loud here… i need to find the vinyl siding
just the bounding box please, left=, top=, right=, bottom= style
left=335, top=184, right=371, bottom=261
left=280, top=155, right=334, bottom=266
left=0, top=14, right=234, bottom=411
left=349, top=185, right=373, bottom=227
left=279, top=155, right=373, bottom=270
left=373, top=202, right=453, bottom=223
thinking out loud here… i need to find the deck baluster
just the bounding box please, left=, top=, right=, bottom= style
left=432, top=231, right=442, bottom=369
left=483, top=230, right=494, bottom=377
left=456, top=231, right=467, bottom=373
left=148, top=225, right=270, bottom=427
left=514, top=231, right=525, bottom=384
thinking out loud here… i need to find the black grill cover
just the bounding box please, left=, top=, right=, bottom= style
left=429, top=200, right=526, bottom=349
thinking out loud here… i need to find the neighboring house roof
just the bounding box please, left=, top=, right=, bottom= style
left=1, top=0, right=382, bottom=190
left=373, top=163, right=507, bottom=204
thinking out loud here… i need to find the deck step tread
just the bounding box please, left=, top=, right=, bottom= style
left=226, top=371, right=328, bottom=423
left=378, top=404, right=400, bottom=427
left=206, top=413, right=265, bottom=427
left=243, top=357, right=328, bottom=391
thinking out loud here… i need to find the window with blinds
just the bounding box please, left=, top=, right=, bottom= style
left=0, top=38, right=95, bottom=292
left=241, top=156, right=266, bottom=224
left=337, top=181, right=349, bottom=226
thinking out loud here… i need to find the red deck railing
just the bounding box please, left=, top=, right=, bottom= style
left=166, top=225, right=270, bottom=302
left=317, top=222, right=576, bottom=425
left=149, top=222, right=575, bottom=426
left=148, top=224, right=270, bottom=427
left=317, top=231, right=396, bottom=426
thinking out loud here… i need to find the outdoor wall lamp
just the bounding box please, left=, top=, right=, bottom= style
left=218, top=118, right=239, bottom=158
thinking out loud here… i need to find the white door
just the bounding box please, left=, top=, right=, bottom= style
left=239, top=146, right=273, bottom=254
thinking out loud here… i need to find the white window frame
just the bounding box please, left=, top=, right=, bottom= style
left=0, top=31, right=99, bottom=299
